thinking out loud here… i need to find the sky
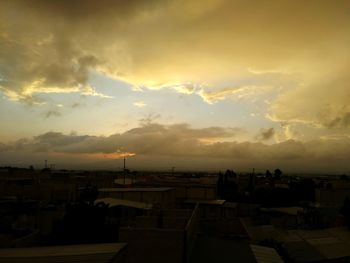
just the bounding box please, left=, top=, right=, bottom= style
left=0, top=0, right=350, bottom=173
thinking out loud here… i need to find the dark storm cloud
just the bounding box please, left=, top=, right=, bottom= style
left=256, top=128, right=275, bottom=140
left=325, top=112, right=350, bottom=128
left=71, top=102, right=82, bottom=108
left=2, top=0, right=350, bottom=111
left=2, top=123, right=350, bottom=165
left=0, top=0, right=165, bottom=102
left=1, top=0, right=350, bottom=149
left=44, top=110, right=62, bottom=118
left=0, top=143, right=7, bottom=152
left=1, top=123, right=242, bottom=156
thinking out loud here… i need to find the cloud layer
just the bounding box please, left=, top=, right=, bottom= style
left=1, top=0, right=350, bottom=127
left=1, top=123, right=350, bottom=172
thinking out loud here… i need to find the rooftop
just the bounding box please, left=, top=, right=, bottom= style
left=190, top=235, right=255, bottom=263
left=95, top=197, right=153, bottom=210
left=0, top=243, right=127, bottom=262
left=261, top=207, right=303, bottom=216
left=250, top=244, right=283, bottom=263
left=99, top=187, right=174, bottom=192
left=285, top=228, right=350, bottom=261
left=184, top=199, right=226, bottom=206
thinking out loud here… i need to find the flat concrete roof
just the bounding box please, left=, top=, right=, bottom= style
left=190, top=235, right=255, bottom=263
left=327, top=227, right=350, bottom=243
left=285, top=228, right=350, bottom=261
left=262, top=207, right=303, bottom=216
left=0, top=243, right=127, bottom=261
left=95, top=197, right=153, bottom=210
left=287, top=228, right=350, bottom=260
left=284, top=241, right=324, bottom=262
left=250, top=245, right=283, bottom=263
left=185, top=199, right=226, bottom=205
left=223, top=202, right=238, bottom=208
left=99, top=187, right=174, bottom=192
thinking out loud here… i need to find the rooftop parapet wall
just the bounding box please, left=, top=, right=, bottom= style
left=119, top=204, right=200, bottom=263
left=0, top=243, right=128, bottom=263
left=119, top=228, right=184, bottom=263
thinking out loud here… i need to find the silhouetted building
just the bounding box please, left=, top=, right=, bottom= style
left=119, top=205, right=200, bottom=263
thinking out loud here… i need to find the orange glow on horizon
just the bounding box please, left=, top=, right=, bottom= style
left=51, top=152, right=136, bottom=160
left=83, top=152, right=136, bottom=160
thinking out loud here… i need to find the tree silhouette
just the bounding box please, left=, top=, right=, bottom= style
left=217, top=172, right=224, bottom=198
left=265, top=170, right=272, bottom=178
left=290, top=178, right=316, bottom=202
left=274, top=168, right=282, bottom=180
left=340, top=174, right=349, bottom=180
left=217, top=170, right=238, bottom=201
left=79, top=183, right=99, bottom=205
left=340, top=197, right=350, bottom=228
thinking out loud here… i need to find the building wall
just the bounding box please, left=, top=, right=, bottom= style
left=179, top=186, right=216, bottom=200
left=237, top=203, right=260, bottom=217
left=316, top=189, right=350, bottom=206
left=12, top=230, right=41, bottom=248
left=120, top=205, right=200, bottom=263
left=135, top=216, right=189, bottom=229
left=0, top=179, right=39, bottom=199
left=37, top=209, right=64, bottom=237
left=199, top=205, right=223, bottom=219
left=111, top=244, right=128, bottom=263
left=119, top=228, right=184, bottom=263
left=0, top=173, right=114, bottom=202
left=184, top=204, right=200, bottom=263
left=199, top=218, right=248, bottom=237
left=222, top=204, right=238, bottom=219
left=270, top=214, right=298, bottom=229
left=162, top=209, right=192, bottom=218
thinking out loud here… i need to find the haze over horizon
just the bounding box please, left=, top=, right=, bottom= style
left=1, top=0, right=350, bottom=173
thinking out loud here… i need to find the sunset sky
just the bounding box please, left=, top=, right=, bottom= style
left=1, top=0, right=350, bottom=172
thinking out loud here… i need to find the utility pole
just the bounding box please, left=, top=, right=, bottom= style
left=123, top=157, right=126, bottom=185
left=251, top=168, right=256, bottom=192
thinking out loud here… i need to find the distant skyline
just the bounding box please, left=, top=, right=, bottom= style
left=1, top=0, right=350, bottom=172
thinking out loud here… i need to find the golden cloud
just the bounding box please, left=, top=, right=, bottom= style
left=0, top=0, right=349, bottom=134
